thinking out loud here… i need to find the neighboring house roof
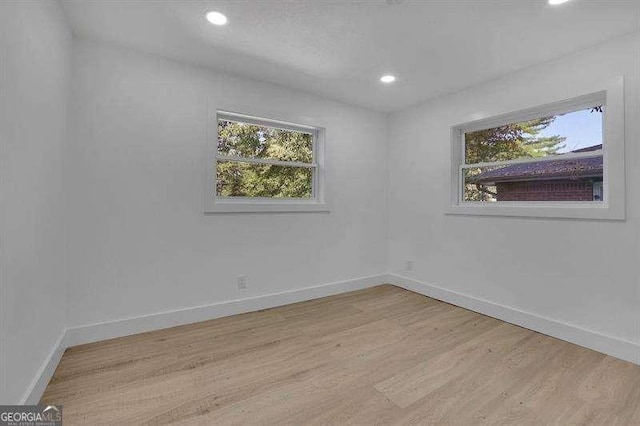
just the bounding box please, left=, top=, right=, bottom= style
left=469, top=145, right=603, bottom=185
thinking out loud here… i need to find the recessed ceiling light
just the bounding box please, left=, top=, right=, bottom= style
left=380, top=75, right=396, bottom=83
left=206, top=11, right=228, bottom=26
left=548, top=0, right=571, bottom=5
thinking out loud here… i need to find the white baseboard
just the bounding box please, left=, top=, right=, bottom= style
left=22, top=274, right=386, bottom=404
left=20, top=330, right=67, bottom=405
left=387, top=273, right=640, bottom=366
left=23, top=272, right=639, bottom=404
left=64, top=274, right=386, bottom=348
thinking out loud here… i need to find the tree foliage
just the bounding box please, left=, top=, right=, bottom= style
left=464, top=116, right=566, bottom=201
left=464, top=116, right=565, bottom=164
left=216, top=120, right=313, bottom=198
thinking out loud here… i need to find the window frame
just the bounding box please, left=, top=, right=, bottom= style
left=205, top=111, right=328, bottom=214
left=447, top=76, right=625, bottom=220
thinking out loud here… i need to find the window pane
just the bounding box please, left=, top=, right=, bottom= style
left=216, top=161, right=313, bottom=198
left=218, top=119, right=313, bottom=163
left=463, top=157, right=604, bottom=202
left=464, top=106, right=604, bottom=164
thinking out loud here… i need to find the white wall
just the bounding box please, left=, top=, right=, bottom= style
left=0, top=1, right=71, bottom=404
left=4, top=9, right=639, bottom=403
left=66, top=40, right=388, bottom=328
left=388, top=33, right=640, bottom=349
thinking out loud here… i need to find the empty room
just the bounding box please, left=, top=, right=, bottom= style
left=2, top=0, right=640, bottom=424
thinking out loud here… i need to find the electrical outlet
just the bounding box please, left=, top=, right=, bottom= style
left=405, top=260, right=414, bottom=272
left=237, top=275, right=247, bottom=289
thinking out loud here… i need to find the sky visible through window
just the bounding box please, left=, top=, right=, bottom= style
left=539, top=108, right=603, bottom=153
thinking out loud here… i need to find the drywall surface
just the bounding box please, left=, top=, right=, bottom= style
left=66, top=40, right=388, bottom=328
left=0, top=1, right=71, bottom=403
left=388, top=33, right=640, bottom=347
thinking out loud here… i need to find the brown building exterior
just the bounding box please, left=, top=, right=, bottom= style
left=469, top=145, right=603, bottom=202
left=492, top=179, right=598, bottom=201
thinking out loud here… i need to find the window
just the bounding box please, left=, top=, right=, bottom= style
left=463, top=105, right=604, bottom=203
left=206, top=111, right=327, bottom=213
left=448, top=77, right=625, bottom=220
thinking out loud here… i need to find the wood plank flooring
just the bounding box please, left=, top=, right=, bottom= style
left=41, top=285, right=640, bottom=425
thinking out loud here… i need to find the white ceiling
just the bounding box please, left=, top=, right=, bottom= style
left=61, top=0, right=640, bottom=112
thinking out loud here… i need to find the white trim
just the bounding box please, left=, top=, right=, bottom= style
left=21, top=273, right=639, bottom=404
left=21, top=274, right=387, bottom=404
left=448, top=202, right=613, bottom=221
left=205, top=110, right=327, bottom=214
left=205, top=201, right=330, bottom=214
left=448, top=76, right=625, bottom=220
left=217, top=156, right=316, bottom=169
left=387, top=273, right=640, bottom=366
left=218, top=110, right=317, bottom=134
left=64, top=274, right=386, bottom=347
left=457, top=91, right=606, bottom=134
left=19, top=330, right=66, bottom=405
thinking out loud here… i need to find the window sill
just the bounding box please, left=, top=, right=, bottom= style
left=205, top=201, right=330, bottom=214
left=446, top=203, right=624, bottom=221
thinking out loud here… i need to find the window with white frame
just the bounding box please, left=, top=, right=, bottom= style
left=461, top=102, right=605, bottom=203
left=449, top=78, right=625, bottom=220
left=208, top=111, right=326, bottom=213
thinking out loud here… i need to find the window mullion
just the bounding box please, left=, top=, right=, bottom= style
left=217, top=155, right=316, bottom=168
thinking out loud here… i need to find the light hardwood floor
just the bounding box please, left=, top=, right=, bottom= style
left=41, top=285, right=640, bottom=425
